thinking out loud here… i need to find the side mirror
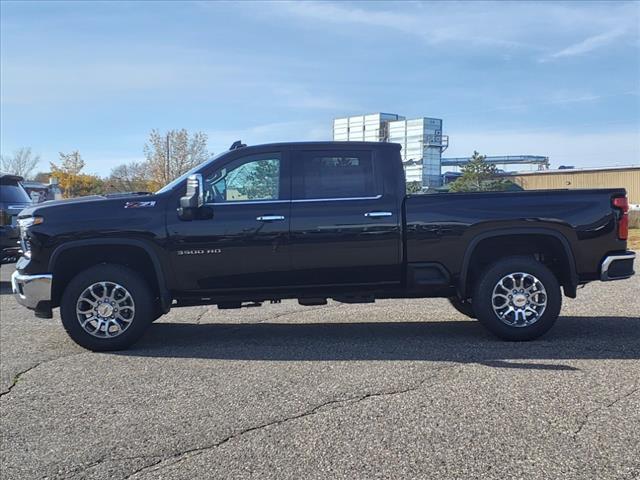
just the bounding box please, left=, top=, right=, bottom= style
left=178, top=174, right=204, bottom=220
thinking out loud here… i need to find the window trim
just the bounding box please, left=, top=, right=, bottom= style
left=206, top=194, right=384, bottom=206
left=208, top=199, right=289, bottom=206
left=291, top=194, right=382, bottom=203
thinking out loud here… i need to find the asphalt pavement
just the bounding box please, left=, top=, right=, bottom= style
left=1, top=263, right=639, bottom=479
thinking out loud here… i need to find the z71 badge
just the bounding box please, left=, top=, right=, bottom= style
left=177, top=249, right=222, bottom=256
left=124, top=201, right=156, bottom=209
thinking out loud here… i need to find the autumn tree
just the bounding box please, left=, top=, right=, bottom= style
left=32, top=171, right=52, bottom=184
left=143, top=129, right=209, bottom=187
left=50, top=151, right=104, bottom=198
left=0, top=147, right=41, bottom=179
left=107, top=161, right=158, bottom=193
left=449, top=151, right=512, bottom=193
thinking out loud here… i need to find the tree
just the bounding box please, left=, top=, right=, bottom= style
left=0, top=147, right=41, bottom=178
left=107, top=161, right=158, bottom=193
left=406, top=181, right=422, bottom=194
left=50, top=151, right=103, bottom=198
left=241, top=159, right=279, bottom=199
left=32, top=171, right=52, bottom=184
left=144, top=129, right=209, bottom=186
left=449, top=151, right=512, bottom=193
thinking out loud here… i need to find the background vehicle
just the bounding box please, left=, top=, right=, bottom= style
left=11, top=142, right=635, bottom=350
left=1, top=173, right=31, bottom=264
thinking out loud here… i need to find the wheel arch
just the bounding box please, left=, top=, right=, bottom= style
left=49, top=239, right=171, bottom=312
left=459, top=228, right=578, bottom=299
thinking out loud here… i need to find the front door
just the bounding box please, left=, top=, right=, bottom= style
left=166, top=151, right=291, bottom=291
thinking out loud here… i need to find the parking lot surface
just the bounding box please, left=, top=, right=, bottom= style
left=1, top=264, right=639, bottom=480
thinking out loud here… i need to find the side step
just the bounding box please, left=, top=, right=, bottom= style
left=333, top=295, right=375, bottom=304
left=298, top=298, right=327, bottom=306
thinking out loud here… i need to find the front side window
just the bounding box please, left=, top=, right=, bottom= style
left=295, top=150, right=378, bottom=200
left=204, top=154, right=280, bottom=203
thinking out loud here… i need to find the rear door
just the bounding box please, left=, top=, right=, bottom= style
left=289, top=147, right=401, bottom=287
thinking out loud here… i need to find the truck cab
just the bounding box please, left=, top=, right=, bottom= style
left=164, top=142, right=404, bottom=297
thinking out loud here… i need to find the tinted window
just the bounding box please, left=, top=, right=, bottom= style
left=204, top=154, right=280, bottom=203
left=0, top=183, right=31, bottom=203
left=296, top=151, right=378, bottom=199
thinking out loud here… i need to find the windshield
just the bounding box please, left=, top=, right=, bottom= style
left=155, top=151, right=228, bottom=195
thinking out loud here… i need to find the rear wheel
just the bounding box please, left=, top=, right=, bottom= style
left=473, top=256, right=561, bottom=341
left=448, top=297, right=476, bottom=319
left=60, top=264, right=154, bottom=351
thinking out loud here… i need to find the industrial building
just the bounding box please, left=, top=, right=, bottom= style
left=442, top=155, right=550, bottom=171
left=509, top=166, right=640, bottom=205
left=333, top=113, right=448, bottom=187
left=332, top=113, right=638, bottom=203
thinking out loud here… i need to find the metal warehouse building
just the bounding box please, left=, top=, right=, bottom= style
left=510, top=166, right=640, bottom=205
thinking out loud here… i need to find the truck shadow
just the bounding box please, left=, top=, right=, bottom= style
left=0, top=281, right=12, bottom=295
left=127, top=316, right=640, bottom=367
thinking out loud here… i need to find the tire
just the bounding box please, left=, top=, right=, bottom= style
left=448, top=297, right=476, bottom=319
left=60, top=264, right=154, bottom=351
left=472, top=256, right=561, bottom=341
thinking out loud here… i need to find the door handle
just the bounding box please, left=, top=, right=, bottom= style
left=364, top=211, right=393, bottom=218
left=256, top=215, right=286, bottom=222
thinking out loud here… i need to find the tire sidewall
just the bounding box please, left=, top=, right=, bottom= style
left=473, top=256, right=562, bottom=341
left=60, top=264, right=153, bottom=351
left=448, top=297, right=476, bottom=319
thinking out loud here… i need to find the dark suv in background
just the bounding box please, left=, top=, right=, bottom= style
left=1, top=173, right=32, bottom=264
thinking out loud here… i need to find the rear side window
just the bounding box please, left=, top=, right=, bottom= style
left=0, top=183, right=31, bottom=203
left=295, top=150, right=379, bottom=200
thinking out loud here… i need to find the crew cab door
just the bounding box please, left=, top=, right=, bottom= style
left=166, top=151, right=291, bottom=291
left=289, top=147, right=401, bottom=287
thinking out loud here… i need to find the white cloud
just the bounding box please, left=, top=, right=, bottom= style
left=268, top=0, right=639, bottom=56
left=541, top=28, right=627, bottom=62
left=269, top=1, right=539, bottom=49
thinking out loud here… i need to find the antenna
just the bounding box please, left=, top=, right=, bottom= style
left=229, top=140, right=246, bottom=151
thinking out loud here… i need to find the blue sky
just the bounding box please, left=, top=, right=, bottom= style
left=1, top=0, right=639, bottom=176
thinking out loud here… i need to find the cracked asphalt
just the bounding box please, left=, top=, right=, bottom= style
left=1, top=263, right=639, bottom=480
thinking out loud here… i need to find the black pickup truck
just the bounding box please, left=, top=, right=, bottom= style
left=11, top=141, right=635, bottom=350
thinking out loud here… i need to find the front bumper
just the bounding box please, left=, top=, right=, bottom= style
left=600, top=252, right=635, bottom=281
left=1, top=247, right=21, bottom=264
left=11, top=270, right=53, bottom=317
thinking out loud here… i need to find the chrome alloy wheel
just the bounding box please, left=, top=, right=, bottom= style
left=491, top=272, right=547, bottom=327
left=76, top=282, right=135, bottom=338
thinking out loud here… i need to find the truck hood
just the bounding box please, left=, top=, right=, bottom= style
left=18, top=192, right=158, bottom=218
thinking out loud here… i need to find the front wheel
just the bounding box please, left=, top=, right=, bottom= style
left=60, top=264, right=154, bottom=351
left=473, top=256, right=562, bottom=341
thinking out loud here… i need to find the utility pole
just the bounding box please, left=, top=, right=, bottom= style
left=165, top=133, right=170, bottom=184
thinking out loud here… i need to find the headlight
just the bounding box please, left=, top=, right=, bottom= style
left=17, top=216, right=44, bottom=229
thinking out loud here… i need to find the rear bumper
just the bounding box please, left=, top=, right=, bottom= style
left=11, top=270, right=53, bottom=317
left=600, top=252, right=635, bottom=281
